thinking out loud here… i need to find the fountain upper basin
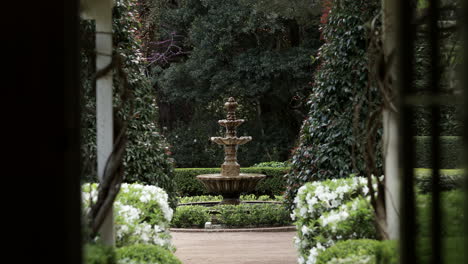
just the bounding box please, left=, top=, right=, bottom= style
left=210, top=136, right=252, bottom=145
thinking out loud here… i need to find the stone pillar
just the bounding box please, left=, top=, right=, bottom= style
left=95, top=0, right=115, bottom=246
left=382, top=0, right=401, bottom=240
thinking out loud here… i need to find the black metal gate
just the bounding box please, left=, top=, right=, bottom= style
left=399, top=0, right=466, bottom=263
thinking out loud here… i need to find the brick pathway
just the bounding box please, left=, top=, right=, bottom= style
left=172, top=231, right=298, bottom=264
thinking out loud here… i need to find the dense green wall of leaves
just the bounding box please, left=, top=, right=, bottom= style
left=284, top=0, right=380, bottom=210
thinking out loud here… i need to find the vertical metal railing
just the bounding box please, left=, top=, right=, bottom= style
left=428, top=0, right=442, bottom=263
left=400, top=0, right=465, bottom=263
left=463, top=0, right=468, bottom=263
left=64, top=0, right=82, bottom=263
left=399, top=0, right=417, bottom=263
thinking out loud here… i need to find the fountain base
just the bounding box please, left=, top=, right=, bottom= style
left=196, top=173, right=266, bottom=205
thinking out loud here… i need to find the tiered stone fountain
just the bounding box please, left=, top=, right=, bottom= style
left=196, top=97, right=265, bottom=205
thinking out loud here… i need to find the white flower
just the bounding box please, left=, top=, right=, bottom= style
left=362, top=186, right=369, bottom=195
left=290, top=212, right=296, bottom=221
left=299, top=207, right=308, bottom=217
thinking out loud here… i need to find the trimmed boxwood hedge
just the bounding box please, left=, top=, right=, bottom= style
left=414, top=168, right=465, bottom=193
left=414, top=136, right=463, bottom=169
left=320, top=237, right=465, bottom=264
left=171, top=203, right=291, bottom=228
left=174, top=167, right=288, bottom=197
left=84, top=243, right=116, bottom=264
left=175, top=167, right=463, bottom=197
left=116, top=244, right=182, bottom=264
left=315, top=239, right=381, bottom=264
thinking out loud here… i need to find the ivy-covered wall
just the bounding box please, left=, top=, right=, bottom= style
left=284, top=0, right=380, bottom=210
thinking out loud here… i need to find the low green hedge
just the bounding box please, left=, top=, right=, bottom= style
left=320, top=237, right=466, bottom=264
left=178, top=194, right=282, bottom=204
left=171, top=205, right=210, bottom=228
left=315, top=239, right=397, bottom=264
left=216, top=203, right=291, bottom=227
left=414, top=168, right=465, bottom=193
left=414, top=136, right=463, bottom=169
left=174, top=167, right=288, bottom=197
left=116, top=244, right=182, bottom=264
left=84, top=243, right=116, bottom=264
left=171, top=203, right=291, bottom=228
left=316, top=239, right=381, bottom=264
left=175, top=166, right=464, bottom=197
left=293, top=174, right=465, bottom=264
left=374, top=240, right=398, bottom=264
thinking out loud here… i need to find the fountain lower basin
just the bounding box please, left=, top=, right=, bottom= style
left=197, top=173, right=266, bottom=205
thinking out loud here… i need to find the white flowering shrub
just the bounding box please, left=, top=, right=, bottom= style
left=82, top=183, right=174, bottom=251
left=292, top=176, right=379, bottom=264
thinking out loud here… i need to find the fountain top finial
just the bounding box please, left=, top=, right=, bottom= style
left=225, top=97, right=238, bottom=120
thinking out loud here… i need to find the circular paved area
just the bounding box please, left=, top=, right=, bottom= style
left=172, top=231, right=298, bottom=264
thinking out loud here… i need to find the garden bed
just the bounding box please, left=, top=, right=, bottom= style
left=171, top=195, right=292, bottom=230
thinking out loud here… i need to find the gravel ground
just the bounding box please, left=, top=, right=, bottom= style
left=172, top=231, right=298, bottom=264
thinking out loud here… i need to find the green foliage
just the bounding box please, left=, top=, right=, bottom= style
left=413, top=106, right=462, bottom=136
left=82, top=183, right=174, bottom=249
left=216, top=203, right=291, bottom=227
left=312, top=239, right=397, bottom=264
left=252, top=161, right=290, bottom=167
left=84, top=243, right=116, bottom=264
left=374, top=240, right=398, bottom=264
left=293, top=184, right=465, bottom=264
left=316, top=239, right=380, bottom=264
left=284, top=0, right=381, bottom=211
left=414, top=136, right=464, bottom=169
left=175, top=166, right=463, bottom=198
left=318, top=237, right=466, bottom=264
left=116, top=244, right=182, bottom=264
left=417, top=237, right=466, bottom=264
left=173, top=167, right=288, bottom=196
left=178, top=194, right=282, bottom=203
left=416, top=190, right=465, bottom=237
left=146, top=0, right=323, bottom=167
left=80, top=0, right=177, bottom=207
left=171, top=203, right=291, bottom=228
left=293, top=176, right=379, bottom=263
left=171, top=205, right=210, bottom=228
left=414, top=168, right=465, bottom=193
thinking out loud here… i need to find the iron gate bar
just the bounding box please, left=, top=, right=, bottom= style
left=399, top=0, right=417, bottom=263
left=428, top=0, right=442, bottom=263
left=64, top=0, right=82, bottom=263
left=463, top=0, right=468, bottom=261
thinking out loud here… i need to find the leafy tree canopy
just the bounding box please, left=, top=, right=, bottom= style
left=144, top=0, right=323, bottom=167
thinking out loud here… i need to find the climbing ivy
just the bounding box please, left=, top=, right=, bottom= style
left=284, top=0, right=380, bottom=211
left=80, top=0, right=177, bottom=208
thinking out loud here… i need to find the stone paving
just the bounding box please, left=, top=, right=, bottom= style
left=172, top=231, right=298, bottom=264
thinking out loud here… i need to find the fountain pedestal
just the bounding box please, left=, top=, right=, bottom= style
left=196, top=97, right=265, bottom=205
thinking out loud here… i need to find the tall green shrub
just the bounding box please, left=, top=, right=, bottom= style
left=284, top=0, right=380, bottom=210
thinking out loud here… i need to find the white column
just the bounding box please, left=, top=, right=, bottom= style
left=95, top=0, right=115, bottom=246
left=382, top=0, right=401, bottom=240
left=383, top=109, right=400, bottom=239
